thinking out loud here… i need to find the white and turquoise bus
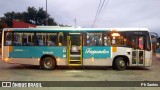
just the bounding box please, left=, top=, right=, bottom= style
left=2, top=27, right=152, bottom=70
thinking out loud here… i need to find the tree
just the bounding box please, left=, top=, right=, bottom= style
left=2, top=6, right=57, bottom=27
left=0, top=19, right=7, bottom=29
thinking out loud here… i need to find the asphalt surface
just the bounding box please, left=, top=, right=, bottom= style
left=0, top=55, right=160, bottom=90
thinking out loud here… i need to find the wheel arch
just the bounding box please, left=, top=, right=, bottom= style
left=112, top=55, right=130, bottom=67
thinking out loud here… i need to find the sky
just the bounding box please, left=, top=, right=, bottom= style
left=0, top=0, right=160, bottom=35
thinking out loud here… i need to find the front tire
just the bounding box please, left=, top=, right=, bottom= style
left=115, top=57, right=126, bottom=70
left=40, top=57, right=56, bottom=70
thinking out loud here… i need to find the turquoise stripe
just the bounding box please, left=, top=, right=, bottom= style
left=9, top=46, right=111, bottom=59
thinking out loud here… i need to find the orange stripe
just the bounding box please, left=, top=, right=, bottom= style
left=112, top=47, right=117, bottom=52
left=9, top=46, right=13, bottom=52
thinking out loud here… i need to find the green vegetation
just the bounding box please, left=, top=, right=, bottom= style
left=0, top=6, right=57, bottom=27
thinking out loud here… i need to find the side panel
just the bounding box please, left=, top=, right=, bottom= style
left=82, top=46, right=112, bottom=66
left=144, top=50, right=152, bottom=66
left=3, top=46, right=67, bottom=65
left=2, top=46, right=39, bottom=65
left=112, top=47, right=132, bottom=65
left=112, top=47, right=152, bottom=67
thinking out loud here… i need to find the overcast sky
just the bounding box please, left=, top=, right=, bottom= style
left=0, top=0, right=160, bottom=35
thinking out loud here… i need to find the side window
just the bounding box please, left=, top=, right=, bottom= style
left=104, top=36, right=111, bottom=46
left=13, top=32, right=34, bottom=46
left=130, top=36, right=138, bottom=49
left=13, top=32, right=22, bottom=46
left=5, top=32, right=13, bottom=46
left=58, top=32, right=64, bottom=46
left=46, top=33, right=57, bottom=46
left=23, top=33, right=34, bottom=46
left=127, top=36, right=149, bottom=50
left=36, top=33, right=46, bottom=46
left=138, top=36, right=144, bottom=50
left=104, top=32, right=126, bottom=46
left=126, top=36, right=136, bottom=49
left=87, top=33, right=102, bottom=46
left=146, top=36, right=151, bottom=51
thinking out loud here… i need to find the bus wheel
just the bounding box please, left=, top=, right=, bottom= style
left=41, top=57, right=56, bottom=70
left=115, top=57, right=126, bottom=70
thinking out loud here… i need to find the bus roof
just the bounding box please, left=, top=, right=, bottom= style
left=3, top=27, right=149, bottom=32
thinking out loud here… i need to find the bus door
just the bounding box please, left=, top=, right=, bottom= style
left=67, top=34, right=82, bottom=66
left=131, top=36, right=145, bottom=66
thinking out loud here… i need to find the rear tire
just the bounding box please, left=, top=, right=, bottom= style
left=112, top=62, right=116, bottom=70
left=40, top=57, right=56, bottom=70
left=115, top=57, right=126, bottom=70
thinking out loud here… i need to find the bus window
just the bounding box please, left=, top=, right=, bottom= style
left=146, top=36, right=151, bottom=51
left=5, top=32, right=12, bottom=46
left=71, top=35, right=81, bottom=46
left=23, top=33, right=34, bottom=46
left=112, top=36, right=125, bottom=46
left=58, top=32, right=64, bottom=46
left=36, top=33, right=46, bottom=46
left=104, top=36, right=111, bottom=46
left=139, top=36, right=144, bottom=50
left=46, top=33, right=57, bottom=46
left=87, top=33, right=102, bottom=46
left=13, top=32, right=22, bottom=46
left=104, top=32, right=126, bottom=46
left=128, top=36, right=145, bottom=50
left=13, top=32, right=34, bottom=46
left=131, top=37, right=138, bottom=49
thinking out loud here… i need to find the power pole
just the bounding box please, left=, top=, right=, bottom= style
left=74, top=18, right=76, bottom=28
left=46, top=0, right=48, bottom=25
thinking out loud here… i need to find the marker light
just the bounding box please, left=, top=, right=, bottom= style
left=4, top=58, right=8, bottom=62
left=111, top=33, right=120, bottom=37
left=57, top=58, right=60, bottom=62
left=91, top=57, right=94, bottom=62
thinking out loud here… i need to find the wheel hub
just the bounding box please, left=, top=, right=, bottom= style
left=119, top=60, right=125, bottom=67
left=44, top=60, right=52, bottom=68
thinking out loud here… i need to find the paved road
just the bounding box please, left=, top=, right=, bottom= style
left=0, top=56, right=160, bottom=90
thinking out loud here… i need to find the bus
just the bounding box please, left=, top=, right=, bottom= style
left=1, top=27, right=152, bottom=70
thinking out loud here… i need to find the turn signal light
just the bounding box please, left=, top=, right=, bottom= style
left=57, top=58, right=60, bottom=62
left=91, top=57, right=94, bottom=62
left=4, top=58, right=8, bottom=62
